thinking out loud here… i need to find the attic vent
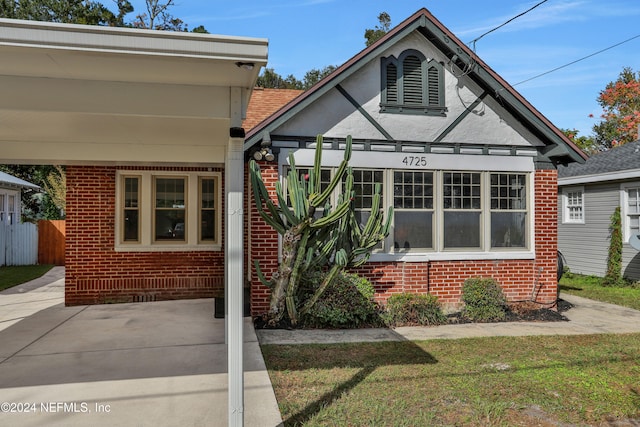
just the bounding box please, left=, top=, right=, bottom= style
left=386, top=63, right=398, bottom=103
left=403, top=55, right=423, bottom=105
left=427, top=65, right=440, bottom=106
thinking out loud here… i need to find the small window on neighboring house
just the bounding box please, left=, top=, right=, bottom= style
left=623, top=185, right=640, bottom=242
left=8, top=195, right=15, bottom=224
left=381, top=49, right=446, bottom=116
left=562, top=187, right=584, bottom=224
left=0, top=194, right=5, bottom=222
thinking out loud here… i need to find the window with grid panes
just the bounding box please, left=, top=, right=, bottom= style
left=490, top=173, right=526, bottom=248
left=199, top=177, right=216, bottom=242
left=443, top=172, right=481, bottom=248
left=627, top=187, right=640, bottom=241
left=564, top=189, right=584, bottom=223
left=123, top=176, right=140, bottom=242
left=154, top=177, right=186, bottom=241
left=393, top=171, right=433, bottom=251
left=351, top=169, right=384, bottom=227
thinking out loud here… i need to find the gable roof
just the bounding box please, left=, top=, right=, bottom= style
left=243, top=87, right=303, bottom=131
left=244, top=8, right=587, bottom=165
left=0, top=171, right=39, bottom=189
left=558, top=140, right=640, bottom=185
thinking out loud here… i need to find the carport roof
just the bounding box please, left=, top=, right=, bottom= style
left=0, top=19, right=268, bottom=165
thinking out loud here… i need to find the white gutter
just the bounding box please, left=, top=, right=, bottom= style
left=558, top=168, right=640, bottom=186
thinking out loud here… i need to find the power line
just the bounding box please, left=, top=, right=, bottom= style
left=512, top=33, right=640, bottom=87
left=470, top=0, right=549, bottom=48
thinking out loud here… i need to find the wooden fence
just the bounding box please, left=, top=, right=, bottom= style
left=0, top=222, right=38, bottom=266
left=38, top=220, right=65, bottom=266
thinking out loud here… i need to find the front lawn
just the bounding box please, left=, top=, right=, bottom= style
left=560, top=273, right=640, bottom=311
left=0, top=264, right=54, bottom=291
left=263, top=334, right=640, bottom=426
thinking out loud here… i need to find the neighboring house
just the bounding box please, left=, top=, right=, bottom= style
left=244, top=8, right=586, bottom=313
left=558, top=140, right=640, bottom=280
left=0, top=171, right=39, bottom=224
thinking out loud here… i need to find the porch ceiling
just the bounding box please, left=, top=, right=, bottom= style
left=0, top=19, right=268, bottom=165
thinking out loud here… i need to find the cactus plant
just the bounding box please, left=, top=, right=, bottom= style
left=250, top=134, right=392, bottom=326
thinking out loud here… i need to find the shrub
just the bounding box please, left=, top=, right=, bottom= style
left=383, top=293, right=447, bottom=327
left=299, top=271, right=382, bottom=328
left=461, top=277, right=507, bottom=322
left=603, top=207, right=625, bottom=287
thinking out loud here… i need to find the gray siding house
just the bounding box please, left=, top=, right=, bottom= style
left=558, top=140, right=640, bottom=279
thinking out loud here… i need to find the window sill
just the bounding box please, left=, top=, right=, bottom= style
left=115, top=244, right=222, bottom=252
left=380, top=104, right=447, bottom=116
left=369, top=250, right=535, bottom=263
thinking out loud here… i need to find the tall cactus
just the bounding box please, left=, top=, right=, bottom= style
left=250, top=134, right=392, bottom=326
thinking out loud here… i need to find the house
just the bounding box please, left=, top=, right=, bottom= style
left=0, top=171, right=39, bottom=224
left=558, top=140, right=640, bottom=280
left=244, top=8, right=587, bottom=313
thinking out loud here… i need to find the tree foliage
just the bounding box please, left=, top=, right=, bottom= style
left=256, top=66, right=336, bottom=90
left=593, top=67, right=640, bottom=150
left=364, top=12, right=391, bottom=47
left=0, top=0, right=128, bottom=25
left=603, top=207, right=624, bottom=287
left=561, top=128, right=596, bottom=155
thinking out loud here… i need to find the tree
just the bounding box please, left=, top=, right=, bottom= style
left=364, top=12, right=391, bottom=47
left=0, top=165, right=59, bottom=220
left=561, top=128, right=596, bottom=155
left=0, top=0, right=128, bottom=26
left=250, top=135, right=392, bottom=326
left=43, top=165, right=66, bottom=217
left=593, top=67, right=640, bottom=150
left=302, top=65, right=337, bottom=89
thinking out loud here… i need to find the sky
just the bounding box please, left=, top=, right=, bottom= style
left=125, top=0, right=640, bottom=138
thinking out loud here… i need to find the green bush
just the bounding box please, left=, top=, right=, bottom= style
left=383, top=292, right=447, bottom=327
left=461, top=277, right=507, bottom=322
left=300, top=271, right=382, bottom=328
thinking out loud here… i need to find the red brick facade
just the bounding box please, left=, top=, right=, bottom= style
left=65, top=163, right=557, bottom=311
left=247, top=166, right=559, bottom=313
left=65, top=165, right=225, bottom=305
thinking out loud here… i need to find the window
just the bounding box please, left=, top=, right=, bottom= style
left=443, top=172, right=482, bottom=249
left=290, top=165, right=531, bottom=256
left=393, top=171, right=433, bottom=251
left=622, top=185, right=640, bottom=242
left=0, top=194, right=4, bottom=222
left=490, top=174, right=527, bottom=248
left=562, top=187, right=584, bottom=224
left=7, top=195, right=15, bottom=224
left=381, top=49, right=446, bottom=116
left=116, top=171, right=221, bottom=251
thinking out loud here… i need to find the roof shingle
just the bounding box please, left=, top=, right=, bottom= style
left=243, top=87, right=303, bottom=132
left=557, top=140, right=640, bottom=178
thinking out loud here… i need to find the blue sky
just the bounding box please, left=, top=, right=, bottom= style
left=126, top=0, right=640, bottom=138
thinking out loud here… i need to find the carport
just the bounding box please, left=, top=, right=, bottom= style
left=0, top=18, right=268, bottom=426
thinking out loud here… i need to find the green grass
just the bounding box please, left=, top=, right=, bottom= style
left=262, top=334, right=640, bottom=426
left=560, top=272, right=640, bottom=310
left=0, top=264, right=54, bottom=291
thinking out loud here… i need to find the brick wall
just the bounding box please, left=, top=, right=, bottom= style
left=65, top=165, right=225, bottom=305
left=247, top=167, right=559, bottom=314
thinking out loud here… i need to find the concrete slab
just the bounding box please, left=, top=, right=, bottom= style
left=256, top=293, right=640, bottom=345
left=0, top=297, right=283, bottom=427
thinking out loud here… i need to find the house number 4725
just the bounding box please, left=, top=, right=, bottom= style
left=402, top=156, right=427, bottom=167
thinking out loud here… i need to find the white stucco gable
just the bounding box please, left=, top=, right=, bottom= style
left=245, top=8, right=585, bottom=166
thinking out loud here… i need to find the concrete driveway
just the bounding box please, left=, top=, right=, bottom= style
left=0, top=268, right=282, bottom=427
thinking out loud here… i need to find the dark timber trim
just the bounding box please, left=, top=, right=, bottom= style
left=336, top=84, right=394, bottom=141
left=434, top=91, right=488, bottom=142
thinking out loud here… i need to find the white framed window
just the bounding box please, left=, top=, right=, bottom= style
left=562, top=187, right=584, bottom=224
left=621, top=183, right=640, bottom=243
left=0, top=193, right=5, bottom=222
left=7, top=194, right=15, bottom=224
left=283, top=164, right=532, bottom=258
left=115, top=170, right=221, bottom=251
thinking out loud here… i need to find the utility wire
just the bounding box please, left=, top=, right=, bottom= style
left=469, top=0, right=549, bottom=48
left=512, top=33, right=640, bottom=86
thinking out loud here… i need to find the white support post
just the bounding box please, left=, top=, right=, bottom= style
left=227, top=87, right=245, bottom=427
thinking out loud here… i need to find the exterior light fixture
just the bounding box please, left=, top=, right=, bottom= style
left=252, top=147, right=275, bottom=161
